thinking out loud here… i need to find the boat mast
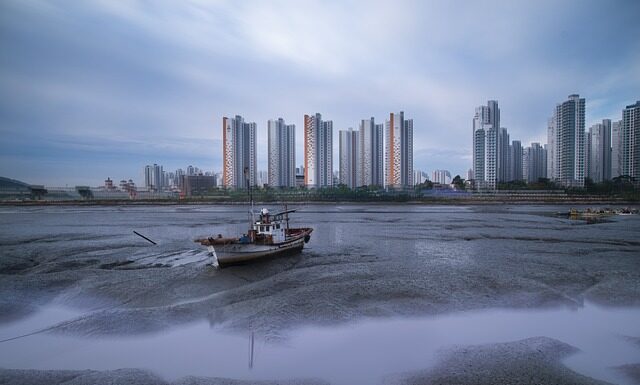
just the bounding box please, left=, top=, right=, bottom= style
left=245, top=167, right=254, bottom=230
left=284, top=203, right=290, bottom=231
left=248, top=331, right=254, bottom=369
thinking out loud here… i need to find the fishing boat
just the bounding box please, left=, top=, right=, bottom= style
left=195, top=207, right=313, bottom=267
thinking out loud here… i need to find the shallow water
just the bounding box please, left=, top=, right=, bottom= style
left=0, top=303, right=639, bottom=385
left=1, top=204, right=639, bottom=384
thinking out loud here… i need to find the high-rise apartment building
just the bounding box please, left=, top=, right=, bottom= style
left=510, top=140, right=523, bottom=181
left=304, top=113, right=333, bottom=188
left=256, top=170, right=269, bottom=187
left=611, top=120, right=623, bottom=178
left=223, top=115, right=257, bottom=189
left=550, top=94, right=585, bottom=187
left=144, top=164, right=163, bottom=191
left=472, top=100, right=500, bottom=189
left=523, top=143, right=547, bottom=183
left=176, top=168, right=184, bottom=180
left=144, top=165, right=153, bottom=190
left=498, top=127, right=510, bottom=182
left=546, top=116, right=556, bottom=180
left=432, top=169, right=451, bottom=184
left=413, top=170, right=426, bottom=185
left=385, top=111, right=413, bottom=188
left=339, top=128, right=359, bottom=189
left=267, top=118, right=296, bottom=188
left=358, top=117, right=384, bottom=187
left=622, top=101, right=640, bottom=181
left=586, top=119, right=611, bottom=183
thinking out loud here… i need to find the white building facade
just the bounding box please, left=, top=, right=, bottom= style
left=551, top=94, right=585, bottom=187
left=472, top=100, right=500, bottom=189
left=385, top=111, right=413, bottom=188
left=304, top=113, right=333, bottom=188
left=611, top=120, right=623, bottom=178
left=339, top=128, right=360, bottom=189
left=267, top=118, right=296, bottom=188
left=223, top=115, right=257, bottom=189
left=586, top=119, right=611, bottom=183
left=359, top=117, right=384, bottom=187
left=622, top=101, right=640, bottom=181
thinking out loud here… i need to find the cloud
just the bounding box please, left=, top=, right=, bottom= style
left=1, top=0, right=639, bottom=186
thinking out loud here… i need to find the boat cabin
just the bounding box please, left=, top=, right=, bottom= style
left=252, top=208, right=286, bottom=243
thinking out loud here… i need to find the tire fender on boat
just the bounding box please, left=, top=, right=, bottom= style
left=304, top=234, right=311, bottom=243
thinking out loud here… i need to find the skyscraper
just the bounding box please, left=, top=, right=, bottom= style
left=223, top=115, right=257, bottom=189
left=267, top=118, right=296, bottom=188
left=339, top=128, right=359, bottom=189
left=622, top=101, right=640, bottom=181
left=144, top=165, right=153, bottom=190
left=432, top=170, right=451, bottom=184
left=472, top=100, right=500, bottom=189
left=304, top=113, right=333, bottom=188
left=413, top=170, right=425, bottom=185
left=144, top=164, right=163, bottom=191
left=551, top=94, right=585, bottom=187
left=523, top=143, right=547, bottom=183
left=359, top=117, right=384, bottom=187
left=498, top=127, right=510, bottom=182
left=510, top=140, right=523, bottom=181
left=385, top=111, right=413, bottom=188
left=611, top=120, right=623, bottom=178
left=546, top=116, right=556, bottom=180
left=586, top=119, right=611, bottom=183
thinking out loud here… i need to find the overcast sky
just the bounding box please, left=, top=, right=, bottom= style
left=1, top=0, right=639, bottom=187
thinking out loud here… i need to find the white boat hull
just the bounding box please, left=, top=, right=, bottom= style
left=208, top=231, right=310, bottom=267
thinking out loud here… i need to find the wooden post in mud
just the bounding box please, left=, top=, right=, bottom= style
left=133, top=231, right=156, bottom=245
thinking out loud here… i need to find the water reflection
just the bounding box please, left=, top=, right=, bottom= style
left=0, top=302, right=639, bottom=385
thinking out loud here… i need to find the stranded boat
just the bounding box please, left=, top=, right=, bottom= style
left=566, top=207, right=638, bottom=219
left=195, top=208, right=313, bottom=267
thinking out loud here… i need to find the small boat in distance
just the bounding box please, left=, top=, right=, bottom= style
left=195, top=207, right=313, bottom=267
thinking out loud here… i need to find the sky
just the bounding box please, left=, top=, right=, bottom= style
left=1, top=0, right=639, bottom=187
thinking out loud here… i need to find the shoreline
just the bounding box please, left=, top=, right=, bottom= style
left=1, top=198, right=638, bottom=207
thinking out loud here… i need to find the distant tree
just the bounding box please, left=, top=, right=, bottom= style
left=415, top=180, right=433, bottom=190
left=452, top=175, right=465, bottom=190
left=498, top=180, right=527, bottom=190
left=584, top=177, right=595, bottom=191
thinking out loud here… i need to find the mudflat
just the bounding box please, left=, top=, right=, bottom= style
left=1, top=205, right=639, bottom=384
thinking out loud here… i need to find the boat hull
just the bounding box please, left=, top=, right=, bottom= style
left=208, top=229, right=312, bottom=267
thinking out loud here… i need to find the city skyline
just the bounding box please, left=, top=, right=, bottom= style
left=1, top=1, right=639, bottom=186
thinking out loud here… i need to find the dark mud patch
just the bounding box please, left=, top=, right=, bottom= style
left=99, top=260, right=135, bottom=269
left=384, top=337, right=610, bottom=385
left=0, top=258, right=39, bottom=274
left=39, top=259, right=102, bottom=273
left=614, top=363, right=640, bottom=384
left=0, top=368, right=329, bottom=385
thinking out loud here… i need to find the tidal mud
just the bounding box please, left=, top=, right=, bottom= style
left=1, top=204, right=639, bottom=384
